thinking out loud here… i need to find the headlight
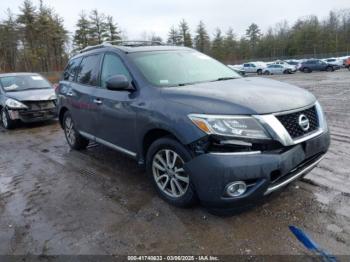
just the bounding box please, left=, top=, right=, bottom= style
left=188, top=114, right=271, bottom=139
left=315, top=101, right=328, bottom=132
left=48, top=94, right=57, bottom=100
left=5, top=98, right=28, bottom=109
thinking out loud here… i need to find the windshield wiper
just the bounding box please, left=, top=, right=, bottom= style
left=212, top=77, right=237, bottom=82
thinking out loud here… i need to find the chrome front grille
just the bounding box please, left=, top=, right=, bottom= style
left=276, top=106, right=319, bottom=139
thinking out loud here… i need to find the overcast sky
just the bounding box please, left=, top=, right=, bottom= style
left=1, top=0, right=349, bottom=40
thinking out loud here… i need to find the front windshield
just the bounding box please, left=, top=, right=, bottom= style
left=0, top=75, right=52, bottom=92
left=129, top=50, right=241, bottom=87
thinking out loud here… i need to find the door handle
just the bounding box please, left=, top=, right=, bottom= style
left=93, top=98, right=103, bottom=105
left=66, top=91, right=74, bottom=97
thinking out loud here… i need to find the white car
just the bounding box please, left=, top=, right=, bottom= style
left=263, top=64, right=294, bottom=75
left=272, top=60, right=297, bottom=72
left=242, top=62, right=266, bottom=75
left=323, top=58, right=344, bottom=67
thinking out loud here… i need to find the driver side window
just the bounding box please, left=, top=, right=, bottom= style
left=101, top=53, right=131, bottom=89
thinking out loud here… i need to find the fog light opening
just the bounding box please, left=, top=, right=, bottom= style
left=226, top=181, right=247, bottom=197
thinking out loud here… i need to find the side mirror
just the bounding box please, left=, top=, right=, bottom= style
left=106, top=75, right=133, bottom=91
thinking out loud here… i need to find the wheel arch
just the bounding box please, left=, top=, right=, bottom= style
left=142, top=128, right=183, bottom=161
left=58, top=107, right=69, bottom=128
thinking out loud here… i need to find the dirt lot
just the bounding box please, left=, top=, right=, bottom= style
left=0, top=70, right=349, bottom=256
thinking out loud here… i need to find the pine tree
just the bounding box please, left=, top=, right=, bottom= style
left=17, top=0, right=38, bottom=69
left=178, top=19, right=192, bottom=47
left=167, top=26, right=181, bottom=45
left=211, top=28, right=225, bottom=61
left=0, top=9, right=18, bottom=71
left=194, top=21, right=210, bottom=54
left=105, top=16, right=121, bottom=42
left=246, top=23, right=261, bottom=53
left=89, top=9, right=108, bottom=44
left=73, top=12, right=90, bottom=50
left=223, top=27, right=237, bottom=63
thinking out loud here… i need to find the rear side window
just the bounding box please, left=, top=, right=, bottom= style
left=101, top=54, right=131, bottom=88
left=77, top=54, right=102, bottom=86
left=63, top=57, right=82, bottom=81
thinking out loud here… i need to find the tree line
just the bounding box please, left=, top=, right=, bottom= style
left=165, top=9, right=350, bottom=64
left=0, top=0, right=350, bottom=72
left=0, top=0, right=67, bottom=72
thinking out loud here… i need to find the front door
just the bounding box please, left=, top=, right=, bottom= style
left=93, top=53, right=138, bottom=155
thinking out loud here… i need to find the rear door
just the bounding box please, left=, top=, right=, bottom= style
left=275, top=65, right=284, bottom=74
left=93, top=52, right=138, bottom=155
left=70, top=53, right=103, bottom=134
left=243, top=64, right=251, bottom=73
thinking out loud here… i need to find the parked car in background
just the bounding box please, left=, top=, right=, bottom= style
left=299, top=59, right=340, bottom=73
left=56, top=42, right=329, bottom=212
left=345, top=57, right=350, bottom=70
left=271, top=60, right=297, bottom=72
left=286, top=60, right=302, bottom=70
left=323, top=58, right=344, bottom=67
left=242, top=62, right=266, bottom=75
left=263, top=64, right=293, bottom=75
left=0, top=73, right=57, bottom=129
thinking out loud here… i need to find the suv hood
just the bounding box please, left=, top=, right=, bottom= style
left=161, top=77, right=316, bottom=115
left=6, top=89, right=56, bottom=102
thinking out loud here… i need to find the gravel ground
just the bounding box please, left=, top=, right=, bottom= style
left=0, top=70, right=349, bottom=256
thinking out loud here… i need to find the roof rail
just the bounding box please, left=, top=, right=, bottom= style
left=103, top=40, right=165, bottom=47
left=79, top=40, right=166, bottom=54
left=79, top=43, right=112, bottom=53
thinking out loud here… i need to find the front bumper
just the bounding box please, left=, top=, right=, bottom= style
left=8, top=108, right=57, bottom=123
left=184, top=131, right=330, bottom=209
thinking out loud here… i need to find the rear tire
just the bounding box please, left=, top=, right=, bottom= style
left=1, top=108, right=16, bottom=129
left=63, top=111, right=89, bottom=150
left=264, top=71, right=270, bottom=75
left=257, top=69, right=263, bottom=75
left=146, top=137, right=197, bottom=207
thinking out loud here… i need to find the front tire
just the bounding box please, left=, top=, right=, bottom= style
left=1, top=108, right=16, bottom=129
left=264, top=71, right=270, bottom=75
left=63, top=111, right=89, bottom=150
left=257, top=69, right=263, bottom=75
left=326, top=66, right=333, bottom=72
left=303, top=67, right=311, bottom=73
left=146, top=137, right=197, bottom=207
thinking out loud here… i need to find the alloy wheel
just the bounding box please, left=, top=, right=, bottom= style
left=64, top=116, right=76, bottom=146
left=152, top=149, right=189, bottom=198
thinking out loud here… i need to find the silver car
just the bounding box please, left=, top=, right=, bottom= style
left=263, top=64, right=293, bottom=75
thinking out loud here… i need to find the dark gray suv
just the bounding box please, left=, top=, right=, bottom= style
left=56, top=42, right=330, bottom=212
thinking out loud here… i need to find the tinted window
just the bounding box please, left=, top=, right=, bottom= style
left=63, top=57, right=82, bottom=81
left=77, top=54, right=102, bottom=86
left=101, top=54, right=131, bottom=88
left=243, top=64, right=250, bottom=67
